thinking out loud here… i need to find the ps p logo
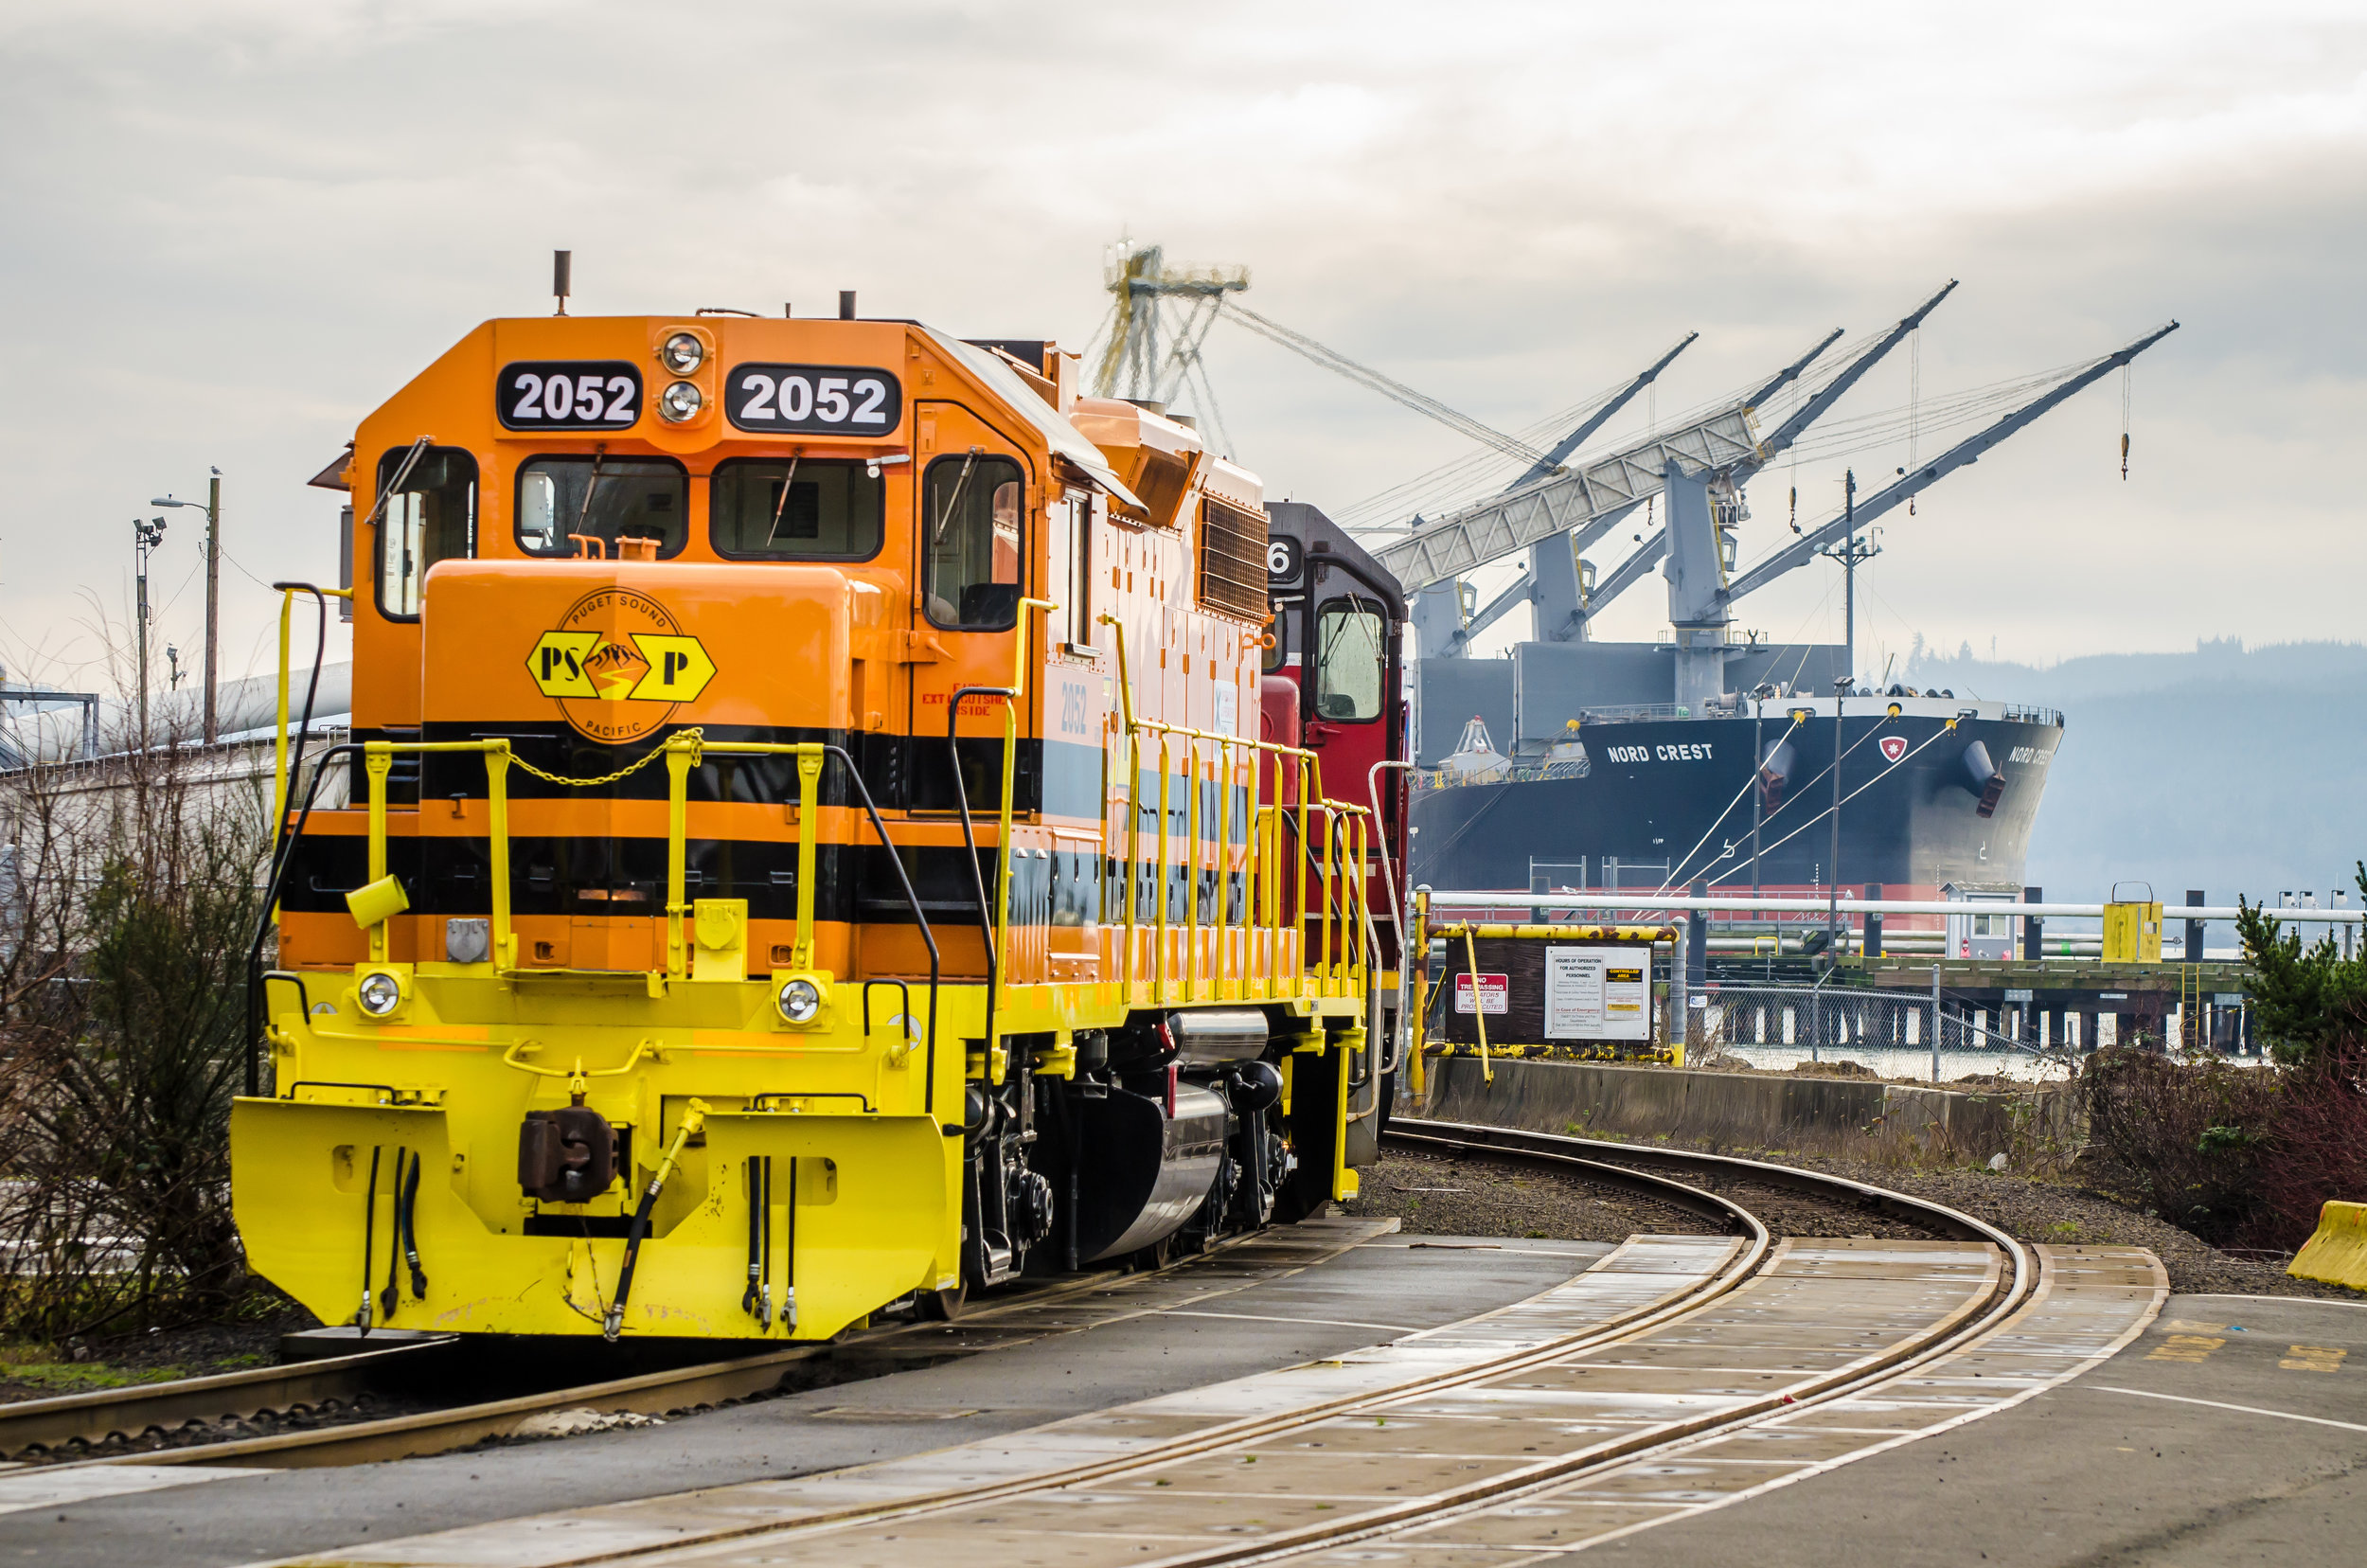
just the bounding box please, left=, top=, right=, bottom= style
left=526, top=589, right=716, bottom=743
left=1878, top=736, right=1908, bottom=763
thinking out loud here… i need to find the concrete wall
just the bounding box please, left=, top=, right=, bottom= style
left=1415, top=1054, right=2079, bottom=1165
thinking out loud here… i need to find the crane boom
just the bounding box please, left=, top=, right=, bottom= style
left=1563, top=306, right=1938, bottom=625
left=1376, top=406, right=1761, bottom=595
left=1503, top=331, right=1698, bottom=491
left=1743, top=282, right=1957, bottom=477
left=1378, top=312, right=1896, bottom=603
left=1722, top=320, right=2181, bottom=600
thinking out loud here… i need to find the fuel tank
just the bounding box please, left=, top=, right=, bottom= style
left=1069, top=1081, right=1227, bottom=1263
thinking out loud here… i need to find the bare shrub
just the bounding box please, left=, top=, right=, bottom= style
left=2081, top=1044, right=2280, bottom=1245
left=0, top=737, right=269, bottom=1340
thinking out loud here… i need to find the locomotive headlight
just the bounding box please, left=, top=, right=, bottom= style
left=658, top=380, right=705, bottom=422
left=357, top=971, right=403, bottom=1017
left=659, top=331, right=704, bottom=373
left=775, top=976, right=823, bottom=1025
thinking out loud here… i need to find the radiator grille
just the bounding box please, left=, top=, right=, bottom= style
left=1196, top=497, right=1269, bottom=620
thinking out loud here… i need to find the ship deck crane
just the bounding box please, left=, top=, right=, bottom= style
left=1587, top=318, right=2184, bottom=630
left=1376, top=289, right=1953, bottom=619
left=1417, top=330, right=1700, bottom=657
left=1433, top=326, right=1850, bottom=656
left=1723, top=320, right=2182, bottom=600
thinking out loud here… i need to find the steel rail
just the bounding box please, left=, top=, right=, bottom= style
left=1180, top=1117, right=2038, bottom=1568
left=356, top=1131, right=2020, bottom=1568
left=0, top=1338, right=450, bottom=1460
left=30, top=1213, right=1407, bottom=1472
left=405, top=1166, right=1774, bottom=1568
left=30, top=1262, right=1145, bottom=1471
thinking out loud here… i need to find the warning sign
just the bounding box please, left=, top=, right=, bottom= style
left=1451, top=972, right=1509, bottom=1015
left=1543, top=946, right=1651, bottom=1042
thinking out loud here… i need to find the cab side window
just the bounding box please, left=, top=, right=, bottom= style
left=1313, top=601, right=1385, bottom=722
left=924, top=453, right=1024, bottom=631
left=376, top=446, right=477, bottom=621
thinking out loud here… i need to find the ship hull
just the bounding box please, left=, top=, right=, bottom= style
left=1409, top=711, right=2059, bottom=895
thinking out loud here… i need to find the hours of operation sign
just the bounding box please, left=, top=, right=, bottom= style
left=1543, top=946, right=1651, bottom=1041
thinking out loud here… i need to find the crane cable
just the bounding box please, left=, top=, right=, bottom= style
left=1215, top=300, right=1550, bottom=469
left=2130, top=365, right=2149, bottom=483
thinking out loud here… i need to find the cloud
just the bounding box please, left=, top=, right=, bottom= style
left=2, top=1, right=2364, bottom=687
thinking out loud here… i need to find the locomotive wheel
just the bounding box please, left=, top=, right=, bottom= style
left=917, top=1282, right=968, bottom=1321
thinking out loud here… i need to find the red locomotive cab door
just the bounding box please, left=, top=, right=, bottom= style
left=1302, top=592, right=1392, bottom=811
left=909, top=402, right=1039, bottom=971
left=1301, top=591, right=1397, bottom=971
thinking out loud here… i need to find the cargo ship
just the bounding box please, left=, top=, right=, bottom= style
left=1406, top=679, right=2062, bottom=902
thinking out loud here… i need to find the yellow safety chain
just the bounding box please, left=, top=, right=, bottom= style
left=506, top=728, right=703, bottom=790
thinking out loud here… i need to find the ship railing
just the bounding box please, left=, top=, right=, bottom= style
left=1566, top=704, right=1696, bottom=724
left=1098, top=613, right=1371, bottom=1008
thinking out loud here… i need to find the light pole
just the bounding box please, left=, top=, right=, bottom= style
left=1816, top=470, right=1878, bottom=961
left=133, top=515, right=169, bottom=742
left=151, top=469, right=221, bottom=741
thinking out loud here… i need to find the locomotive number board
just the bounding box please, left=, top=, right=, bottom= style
left=725, top=364, right=903, bottom=435
left=497, top=362, right=644, bottom=430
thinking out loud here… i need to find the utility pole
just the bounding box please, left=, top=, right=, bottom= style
left=133, top=515, right=169, bottom=743
left=150, top=471, right=222, bottom=740
left=204, top=470, right=220, bottom=741
left=1817, top=470, right=1879, bottom=685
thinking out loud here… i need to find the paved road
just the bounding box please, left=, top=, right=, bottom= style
left=0, top=1228, right=1608, bottom=1568
left=1577, top=1291, right=2367, bottom=1566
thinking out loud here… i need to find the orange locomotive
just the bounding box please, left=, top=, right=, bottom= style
left=232, top=291, right=1405, bottom=1341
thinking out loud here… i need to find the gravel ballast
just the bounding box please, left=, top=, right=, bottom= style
left=1343, top=1149, right=1721, bottom=1241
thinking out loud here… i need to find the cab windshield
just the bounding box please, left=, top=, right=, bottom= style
left=711, top=458, right=884, bottom=559
left=516, top=455, right=687, bottom=558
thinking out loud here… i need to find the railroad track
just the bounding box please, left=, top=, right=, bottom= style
left=28, top=1114, right=2090, bottom=1568
left=3, top=1218, right=1390, bottom=1470
left=262, top=1118, right=2118, bottom=1568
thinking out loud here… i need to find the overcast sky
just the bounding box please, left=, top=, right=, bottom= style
left=3, top=1, right=2362, bottom=695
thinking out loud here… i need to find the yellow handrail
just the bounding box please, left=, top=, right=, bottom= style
left=357, top=739, right=519, bottom=967
left=274, top=584, right=354, bottom=858
left=1095, top=613, right=1373, bottom=1003
left=1461, top=925, right=1493, bottom=1084
left=655, top=735, right=832, bottom=979
left=348, top=733, right=830, bottom=982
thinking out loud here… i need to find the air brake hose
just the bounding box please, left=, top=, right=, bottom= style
left=355, top=1145, right=382, bottom=1334
left=603, top=1099, right=709, bottom=1342
left=379, top=1146, right=408, bottom=1322
left=400, top=1150, right=427, bottom=1298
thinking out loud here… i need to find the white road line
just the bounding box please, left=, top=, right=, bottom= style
left=1158, top=1309, right=1420, bottom=1333
left=2086, top=1385, right=2367, bottom=1433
